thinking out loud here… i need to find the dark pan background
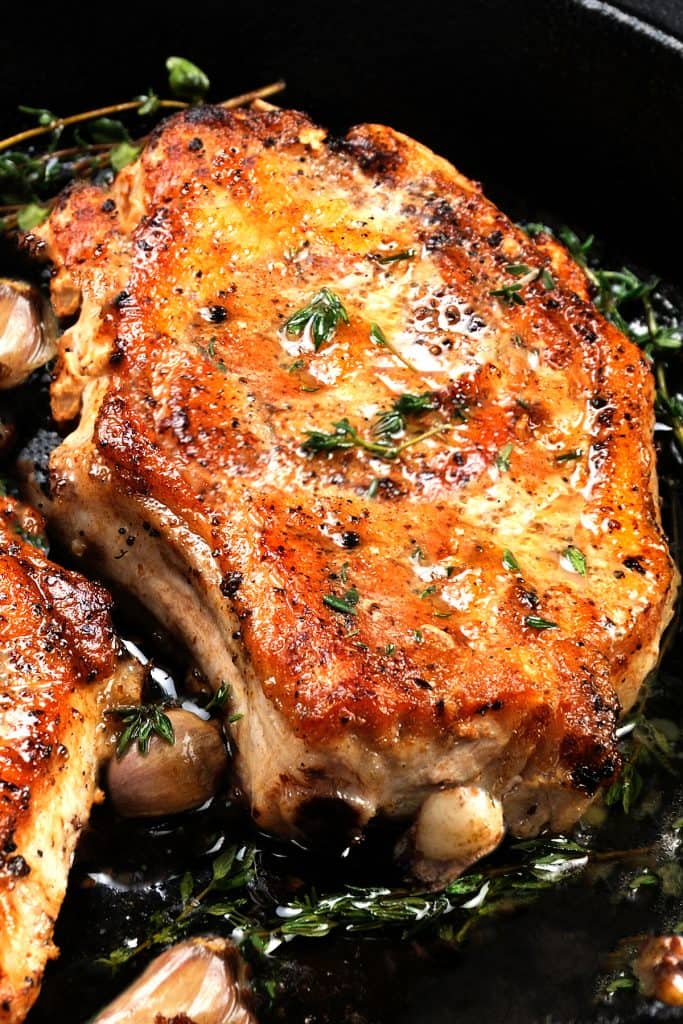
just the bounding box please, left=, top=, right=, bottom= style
left=1, top=2, right=682, bottom=1022
left=1, top=0, right=682, bottom=281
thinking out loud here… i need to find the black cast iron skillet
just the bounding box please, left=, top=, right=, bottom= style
left=0, top=2, right=682, bottom=1021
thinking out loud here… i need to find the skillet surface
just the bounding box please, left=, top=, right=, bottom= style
left=0, top=2, right=682, bottom=1021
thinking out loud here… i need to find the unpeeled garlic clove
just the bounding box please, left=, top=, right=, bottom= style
left=0, top=279, right=57, bottom=389
left=92, top=937, right=258, bottom=1024
left=107, top=708, right=228, bottom=818
left=399, top=784, right=505, bottom=888
left=635, top=934, right=683, bottom=1006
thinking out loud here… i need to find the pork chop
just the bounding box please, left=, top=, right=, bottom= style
left=0, top=493, right=139, bottom=1023
left=33, top=105, right=678, bottom=885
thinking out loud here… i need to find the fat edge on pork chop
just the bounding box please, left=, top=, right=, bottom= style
left=30, top=104, right=678, bottom=888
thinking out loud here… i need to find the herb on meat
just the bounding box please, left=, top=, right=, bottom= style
left=373, top=392, right=439, bottom=438
left=562, top=545, right=587, bottom=575
left=524, top=616, right=558, bottom=630
left=540, top=268, right=556, bottom=290
left=492, top=263, right=554, bottom=305
left=369, top=321, right=420, bottom=373
left=495, top=442, right=513, bottom=472
left=283, top=288, right=349, bottom=350
left=372, top=248, right=416, bottom=264
left=505, top=263, right=533, bottom=277
left=323, top=588, right=360, bottom=615
left=502, top=549, right=520, bottom=572
left=195, top=338, right=227, bottom=373
left=302, top=416, right=446, bottom=461
left=555, top=448, right=583, bottom=463
left=490, top=282, right=525, bottom=306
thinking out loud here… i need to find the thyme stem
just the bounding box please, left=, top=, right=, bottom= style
left=0, top=100, right=187, bottom=153
left=0, top=80, right=286, bottom=156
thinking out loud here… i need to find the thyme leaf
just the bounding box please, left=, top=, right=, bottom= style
left=372, top=248, right=416, bottom=265
left=323, top=588, right=360, bottom=615
left=166, top=56, right=210, bottom=102
left=373, top=392, right=438, bottom=438
left=205, top=681, right=231, bottom=713
left=16, top=203, right=49, bottom=231
left=369, top=322, right=420, bottom=373
left=502, top=549, right=520, bottom=572
left=284, top=288, right=349, bottom=350
left=524, top=616, right=558, bottom=631
left=555, top=448, right=583, bottom=463
left=495, top=442, right=513, bottom=472
left=108, top=703, right=176, bottom=757
left=490, top=282, right=525, bottom=306
left=110, top=141, right=142, bottom=172
left=562, top=545, right=587, bottom=575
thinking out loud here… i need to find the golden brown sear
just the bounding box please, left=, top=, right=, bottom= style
left=35, top=106, right=677, bottom=886
left=0, top=494, right=127, bottom=1022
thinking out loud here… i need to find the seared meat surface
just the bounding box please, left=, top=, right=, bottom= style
left=0, top=494, right=137, bottom=1023
left=34, top=106, right=678, bottom=884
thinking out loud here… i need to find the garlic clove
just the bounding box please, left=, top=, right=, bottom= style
left=92, top=937, right=257, bottom=1024
left=0, top=279, right=57, bottom=390
left=107, top=708, right=228, bottom=818
left=635, top=934, right=683, bottom=1006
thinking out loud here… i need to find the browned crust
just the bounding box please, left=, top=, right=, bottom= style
left=0, top=496, right=118, bottom=1021
left=36, top=106, right=678, bottom=802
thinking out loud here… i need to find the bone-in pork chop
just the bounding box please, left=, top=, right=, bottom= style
left=34, top=106, right=678, bottom=885
left=0, top=494, right=138, bottom=1023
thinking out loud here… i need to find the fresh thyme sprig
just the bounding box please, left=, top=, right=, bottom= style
left=283, top=288, right=350, bottom=350
left=490, top=262, right=553, bottom=306
left=108, top=703, right=176, bottom=757
left=100, top=844, right=257, bottom=968
left=373, top=392, right=439, bottom=437
left=302, top=416, right=446, bottom=461
left=102, top=833, right=653, bottom=970
left=0, top=59, right=285, bottom=233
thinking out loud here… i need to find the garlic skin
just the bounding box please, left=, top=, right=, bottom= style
left=0, top=279, right=57, bottom=389
left=92, top=937, right=257, bottom=1024
left=635, top=934, right=683, bottom=1006
left=107, top=708, right=228, bottom=818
